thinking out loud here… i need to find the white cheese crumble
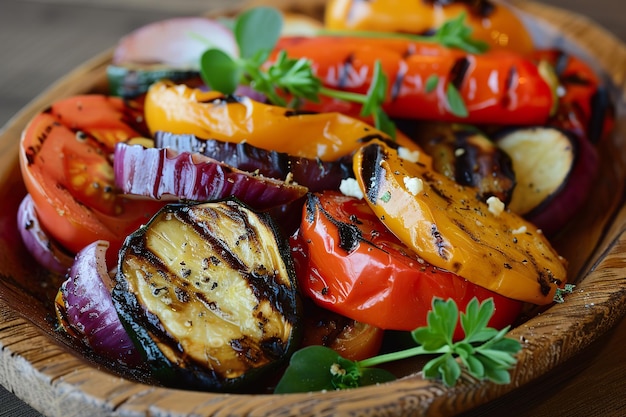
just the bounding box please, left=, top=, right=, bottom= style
left=398, top=146, right=421, bottom=163
left=339, top=178, right=364, bottom=199
left=486, top=196, right=505, bottom=216
left=403, top=176, right=423, bottom=196
left=511, top=225, right=527, bottom=235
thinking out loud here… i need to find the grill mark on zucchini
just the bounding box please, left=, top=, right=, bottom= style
left=113, top=200, right=301, bottom=392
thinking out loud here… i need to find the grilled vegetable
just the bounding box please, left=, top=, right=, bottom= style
left=17, top=193, right=74, bottom=274
left=107, top=64, right=202, bottom=98
left=299, top=299, right=385, bottom=361
left=533, top=48, right=615, bottom=144
left=397, top=122, right=516, bottom=203
left=292, top=191, right=523, bottom=335
left=143, top=80, right=426, bottom=161
left=113, top=143, right=308, bottom=210
left=273, top=36, right=557, bottom=125
left=324, top=0, right=535, bottom=55
left=112, top=199, right=302, bottom=392
left=154, top=131, right=353, bottom=192
left=19, top=96, right=164, bottom=267
left=111, top=17, right=238, bottom=70
left=55, top=240, right=141, bottom=366
left=353, top=140, right=567, bottom=305
left=495, top=126, right=600, bottom=237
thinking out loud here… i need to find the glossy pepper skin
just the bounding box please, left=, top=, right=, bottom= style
left=324, top=0, right=535, bottom=55
left=143, top=80, right=426, bottom=161
left=533, top=48, right=615, bottom=144
left=293, top=191, right=523, bottom=337
left=353, top=139, right=568, bottom=305
left=274, top=36, right=556, bottom=125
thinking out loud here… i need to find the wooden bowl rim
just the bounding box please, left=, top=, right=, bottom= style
left=1, top=1, right=626, bottom=416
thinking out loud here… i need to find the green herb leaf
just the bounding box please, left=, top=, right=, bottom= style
left=446, top=84, right=469, bottom=118
left=274, top=298, right=521, bottom=393
left=412, top=298, right=458, bottom=350
left=234, top=7, right=283, bottom=60
left=274, top=346, right=394, bottom=394
left=425, top=74, right=439, bottom=93
left=319, top=12, right=488, bottom=54
left=199, top=48, right=242, bottom=94
left=460, top=297, right=498, bottom=343
left=553, top=283, right=575, bottom=303
left=433, top=12, right=489, bottom=54
left=361, top=61, right=387, bottom=117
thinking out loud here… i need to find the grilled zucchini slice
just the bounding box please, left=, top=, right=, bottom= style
left=112, top=199, right=301, bottom=392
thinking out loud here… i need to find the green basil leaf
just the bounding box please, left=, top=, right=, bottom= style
left=234, top=7, right=283, bottom=59
left=359, top=367, right=397, bottom=386
left=273, top=345, right=342, bottom=393
left=199, top=49, right=241, bottom=94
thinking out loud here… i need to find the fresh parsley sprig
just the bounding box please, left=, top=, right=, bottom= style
left=274, top=298, right=522, bottom=393
left=200, top=7, right=397, bottom=137
left=200, top=7, right=486, bottom=139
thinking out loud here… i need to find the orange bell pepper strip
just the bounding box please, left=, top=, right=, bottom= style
left=273, top=36, right=557, bottom=125
left=324, top=0, right=535, bottom=55
left=143, top=80, right=430, bottom=163
left=352, top=139, right=568, bottom=305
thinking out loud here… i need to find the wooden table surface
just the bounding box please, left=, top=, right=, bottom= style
left=1, top=0, right=625, bottom=416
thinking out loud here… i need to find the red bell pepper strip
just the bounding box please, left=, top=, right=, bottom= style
left=292, top=190, right=523, bottom=338
left=273, top=36, right=557, bottom=125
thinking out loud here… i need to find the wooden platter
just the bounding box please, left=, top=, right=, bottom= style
left=1, top=1, right=626, bottom=416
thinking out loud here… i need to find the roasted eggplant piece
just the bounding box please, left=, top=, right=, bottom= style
left=112, top=199, right=302, bottom=392
left=114, top=143, right=308, bottom=210
left=154, top=131, right=353, bottom=192
left=495, top=126, right=600, bottom=237
left=396, top=121, right=516, bottom=203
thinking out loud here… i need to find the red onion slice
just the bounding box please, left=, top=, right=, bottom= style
left=114, top=143, right=308, bottom=210
left=17, top=194, right=74, bottom=274
left=56, top=240, right=141, bottom=366
left=112, top=17, right=238, bottom=69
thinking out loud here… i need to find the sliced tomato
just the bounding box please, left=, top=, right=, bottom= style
left=19, top=95, right=164, bottom=266
left=293, top=191, right=523, bottom=338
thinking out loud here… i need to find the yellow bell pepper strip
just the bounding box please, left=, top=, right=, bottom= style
left=324, top=0, right=535, bottom=56
left=143, top=80, right=429, bottom=162
left=353, top=139, right=567, bottom=305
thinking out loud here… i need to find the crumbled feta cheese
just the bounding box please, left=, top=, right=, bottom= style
left=398, top=146, right=421, bottom=163
left=339, top=178, right=364, bottom=199
left=403, top=176, right=423, bottom=196
left=511, top=225, right=527, bottom=235
left=486, top=196, right=505, bottom=216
